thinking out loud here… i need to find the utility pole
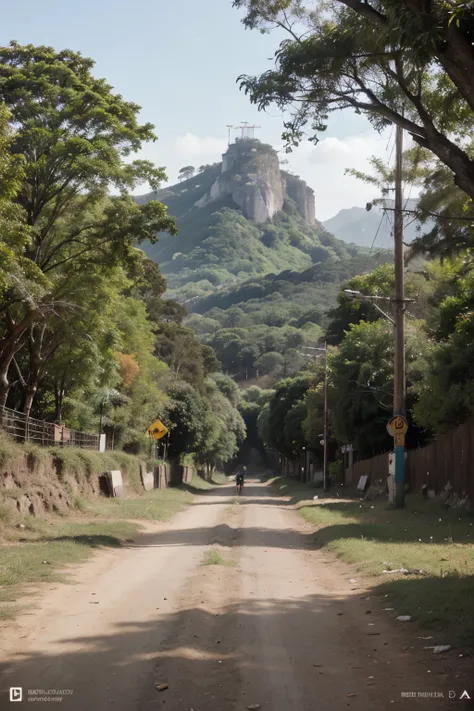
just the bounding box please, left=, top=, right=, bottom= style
left=345, top=125, right=408, bottom=508
left=323, top=341, right=329, bottom=492
left=393, top=123, right=407, bottom=508
left=299, top=343, right=329, bottom=490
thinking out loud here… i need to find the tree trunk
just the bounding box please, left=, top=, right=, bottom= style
left=437, top=24, right=474, bottom=115
left=54, top=370, right=67, bottom=422
left=412, top=122, right=474, bottom=202
left=23, top=384, right=37, bottom=421
left=0, top=352, right=15, bottom=408
left=0, top=307, right=42, bottom=408
left=23, top=325, right=46, bottom=419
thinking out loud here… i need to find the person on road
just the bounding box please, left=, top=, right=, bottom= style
left=236, top=465, right=246, bottom=491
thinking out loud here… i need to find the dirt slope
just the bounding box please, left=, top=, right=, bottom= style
left=0, top=480, right=471, bottom=710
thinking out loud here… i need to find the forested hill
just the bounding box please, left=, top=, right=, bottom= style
left=136, top=138, right=370, bottom=302
left=136, top=138, right=390, bottom=383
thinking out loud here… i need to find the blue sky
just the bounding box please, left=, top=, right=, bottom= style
left=1, top=0, right=393, bottom=219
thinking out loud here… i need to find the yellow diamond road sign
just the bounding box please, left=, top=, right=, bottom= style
left=147, top=419, right=168, bottom=441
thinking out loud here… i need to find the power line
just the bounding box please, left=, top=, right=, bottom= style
left=363, top=210, right=387, bottom=271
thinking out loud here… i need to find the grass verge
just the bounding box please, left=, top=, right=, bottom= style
left=76, top=486, right=194, bottom=521
left=0, top=477, right=221, bottom=620
left=201, top=549, right=235, bottom=567
left=273, top=477, right=474, bottom=647
left=0, top=519, right=138, bottom=620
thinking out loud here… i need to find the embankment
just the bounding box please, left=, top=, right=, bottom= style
left=0, top=435, right=154, bottom=522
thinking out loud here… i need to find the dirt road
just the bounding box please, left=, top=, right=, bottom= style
left=0, top=480, right=469, bottom=710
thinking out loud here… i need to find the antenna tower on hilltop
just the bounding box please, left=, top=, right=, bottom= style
left=226, top=123, right=261, bottom=144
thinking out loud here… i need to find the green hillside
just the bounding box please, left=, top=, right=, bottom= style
left=136, top=142, right=391, bottom=381
left=184, top=253, right=390, bottom=381
left=137, top=145, right=354, bottom=302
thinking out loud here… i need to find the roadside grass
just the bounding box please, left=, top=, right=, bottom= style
left=273, top=477, right=474, bottom=646
left=0, top=476, right=226, bottom=621
left=0, top=519, right=138, bottom=620
left=201, top=549, right=235, bottom=567
left=185, top=473, right=227, bottom=491
left=77, top=486, right=194, bottom=521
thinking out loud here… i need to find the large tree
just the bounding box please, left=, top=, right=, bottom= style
left=0, top=42, right=177, bottom=406
left=329, top=318, right=430, bottom=456
left=233, top=1, right=474, bottom=200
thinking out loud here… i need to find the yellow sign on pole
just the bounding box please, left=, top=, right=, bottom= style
left=386, top=415, right=408, bottom=437
left=147, top=419, right=168, bottom=441
left=394, top=432, right=405, bottom=447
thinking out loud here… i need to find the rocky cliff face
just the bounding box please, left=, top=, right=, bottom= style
left=196, top=139, right=315, bottom=226
left=207, top=139, right=284, bottom=223
left=283, top=173, right=316, bottom=226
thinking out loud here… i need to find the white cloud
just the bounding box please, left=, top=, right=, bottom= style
left=284, top=131, right=404, bottom=220
left=175, top=133, right=227, bottom=157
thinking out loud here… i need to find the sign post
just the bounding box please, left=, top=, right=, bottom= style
left=147, top=419, right=169, bottom=441
left=146, top=420, right=169, bottom=459
left=386, top=415, right=408, bottom=507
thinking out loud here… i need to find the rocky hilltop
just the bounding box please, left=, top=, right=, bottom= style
left=195, top=138, right=315, bottom=225
left=135, top=138, right=354, bottom=302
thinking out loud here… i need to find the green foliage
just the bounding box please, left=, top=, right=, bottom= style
left=163, top=376, right=245, bottom=466
left=255, top=351, right=284, bottom=375
left=326, top=264, right=435, bottom=345
left=329, top=319, right=430, bottom=457
left=0, top=104, right=35, bottom=299
left=0, top=42, right=176, bottom=410
left=178, top=166, right=195, bottom=181
left=261, top=374, right=313, bottom=457
left=189, top=251, right=389, bottom=381
left=412, top=260, right=474, bottom=432
left=0, top=44, right=243, bottom=471
left=233, top=1, right=474, bottom=200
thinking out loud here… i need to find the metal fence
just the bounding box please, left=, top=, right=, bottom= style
left=0, top=406, right=100, bottom=450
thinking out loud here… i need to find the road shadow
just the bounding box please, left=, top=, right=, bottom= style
left=121, top=523, right=315, bottom=551
left=181, top=477, right=228, bottom=495
left=0, top=591, right=468, bottom=711
left=32, top=534, right=131, bottom=549
left=192, top=497, right=288, bottom=507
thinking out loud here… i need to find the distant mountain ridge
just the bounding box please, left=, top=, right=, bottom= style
left=323, top=199, right=427, bottom=248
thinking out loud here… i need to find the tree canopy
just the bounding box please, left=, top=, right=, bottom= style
left=233, top=1, right=474, bottom=200
left=0, top=42, right=244, bottom=469
left=0, top=42, right=177, bottom=407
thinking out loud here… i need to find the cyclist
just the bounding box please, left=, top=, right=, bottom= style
left=236, top=465, right=246, bottom=493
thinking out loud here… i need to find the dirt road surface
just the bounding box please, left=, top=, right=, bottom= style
left=0, top=479, right=471, bottom=710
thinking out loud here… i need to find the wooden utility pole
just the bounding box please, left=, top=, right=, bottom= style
left=323, top=341, right=329, bottom=492
left=393, top=124, right=407, bottom=508
left=299, top=343, right=330, bottom=489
